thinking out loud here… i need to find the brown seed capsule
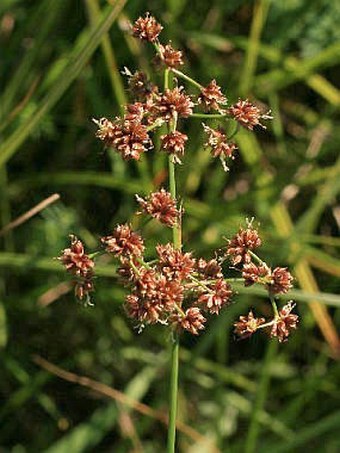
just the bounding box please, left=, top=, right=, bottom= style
left=242, top=262, right=271, bottom=286
left=203, top=124, right=237, bottom=159
left=172, top=307, right=206, bottom=335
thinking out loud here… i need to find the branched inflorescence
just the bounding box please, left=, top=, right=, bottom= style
left=58, top=13, right=298, bottom=342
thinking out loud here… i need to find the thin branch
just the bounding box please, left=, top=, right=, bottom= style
left=32, top=355, right=219, bottom=450
left=0, top=193, right=60, bottom=236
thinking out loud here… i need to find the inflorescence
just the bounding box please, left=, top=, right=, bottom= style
left=58, top=13, right=298, bottom=342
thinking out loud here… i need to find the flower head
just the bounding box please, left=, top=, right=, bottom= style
left=198, top=80, right=227, bottom=112
left=157, top=43, right=184, bottom=68
left=228, top=99, right=272, bottom=130
left=226, top=226, right=261, bottom=266
left=196, top=258, right=223, bottom=279
left=271, top=302, right=298, bottom=342
left=156, top=243, right=195, bottom=281
left=132, top=13, right=163, bottom=42
left=156, top=87, right=194, bottom=120
left=172, top=307, right=206, bottom=335
left=136, top=189, right=180, bottom=227
left=198, top=279, right=232, bottom=314
left=242, top=262, right=271, bottom=286
left=93, top=117, right=153, bottom=160
left=124, top=69, right=158, bottom=102
left=160, top=131, right=188, bottom=163
left=101, top=224, right=144, bottom=257
left=203, top=124, right=237, bottom=161
left=234, top=311, right=266, bottom=339
left=268, top=267, right=294, bottom=295
left=58, top=235, right=94, bottom=278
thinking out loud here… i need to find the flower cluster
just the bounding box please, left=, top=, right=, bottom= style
left=103, top=223, right=232, bottom=334
left=58, top=235, right=94, bottom=304
left=227, top=223, right=297, bottom=341
left=58, top=13, right=299, bottom=343
left=92, top=12, right=271, bottom=171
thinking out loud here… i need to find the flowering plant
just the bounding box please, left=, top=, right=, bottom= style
left=58, top=13, right=298, bottom=452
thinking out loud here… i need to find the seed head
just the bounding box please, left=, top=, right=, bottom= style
left=160, top=131, right=188, bottom=163
left=101, top=224, right=144, bottom=257
left=198, top=80, right=227, bottom=112
left=156, top=243, right=195, bottom=281
left=172, top=307, right=206, bottom=335
left=196, top=258, right=223, bottom=279
left=157, top=43, right=184, bottom=68
left=136, top=189, right=180, bottom=227
left=203, top=124, right=237, bottom=160
left=198, top=279, right=232, bottom=314
left=242, top=262, right=271, bottom=286
left=132, top=13, right=163, bottom=42
left=124, top=69, right=158, bottom=102
left=156, top=87, right=194, bottom=120
left=226, top=226, right=262, bottom=266
left=228, top=99, right=272, bottom=130
left=270, top=302, right=298, bottom=342
left=93, top=117, right=153, bottom=160
left=234, top=311, right=266, bottom=339
left=58, top=235, right=94, bottom=278
left=268, top=267, right=294, bottom=295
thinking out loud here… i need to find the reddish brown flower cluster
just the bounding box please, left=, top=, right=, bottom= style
left=226, top=225, right=297, bottom=342
left=198, top=80, right=227, bottom=112
left=58, top=236, right=95, bottom=303
left=203, top=124, right=237, bottom=170
left=270, top=302, right=299, bottom=342
left=226, top=225, right=262, bottom=265
left=113, top=235, right=233, bottom=333
left=132, top=13, right=163, bottom=42
left=156, top=87, right=194, bottom=120
left=136, top=189, right=180, bottom=227
left=157, top=43, right=184, bottom=68
left=234, top=311, right=265, bottom=339
left=123, top=68, right=158, bottom=102
left=93, top=115, right=153, bottom=160
left=101, top=224, right=144, bottom=257
left=228, top=99, right=272, bottom=130
left=161, top=131, right=188, bottom=163
left=64, top=13, right=297, bottom=344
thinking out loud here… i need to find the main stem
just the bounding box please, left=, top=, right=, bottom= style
left=166, top=68, right=181, bottom=453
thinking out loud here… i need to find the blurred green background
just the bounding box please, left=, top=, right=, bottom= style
left=1, top=0, right=340, bottom=452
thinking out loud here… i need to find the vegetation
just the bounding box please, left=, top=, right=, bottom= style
left=1, top=1, right=340, bottom=452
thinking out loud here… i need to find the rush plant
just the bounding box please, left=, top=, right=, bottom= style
left=58, top=13, right=298, bottom=452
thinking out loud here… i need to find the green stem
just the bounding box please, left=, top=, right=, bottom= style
left=165, top=69, right=182, bottom=453
left=167, top=333, right=179, bottom=453
left=190, top=113, right=227, bottom=119
left=244, top=340, right=277, bottom=453
left=171, top=68, right=203, bottom=90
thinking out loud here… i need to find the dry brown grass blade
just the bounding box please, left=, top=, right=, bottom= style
left=33, top=355, right=220, bottom=452
left=0, top=193, right=60, bottom=236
